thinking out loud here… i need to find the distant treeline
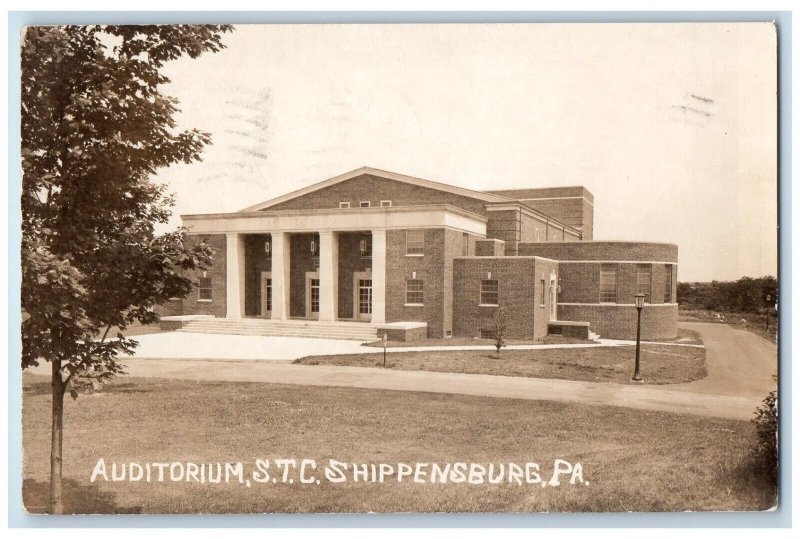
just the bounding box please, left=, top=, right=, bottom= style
left=677, top=276, right=777, bottom=313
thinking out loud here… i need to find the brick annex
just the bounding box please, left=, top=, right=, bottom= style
left=161, top=167, right=678, bottom=341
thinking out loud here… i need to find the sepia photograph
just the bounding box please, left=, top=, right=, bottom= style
left=16, top=19, right=780, bottom=517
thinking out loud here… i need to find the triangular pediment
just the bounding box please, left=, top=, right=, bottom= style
left=238, top=167, right=511, bottom=212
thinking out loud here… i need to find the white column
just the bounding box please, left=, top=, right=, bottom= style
left=225, top=233, right=245, bottom=319
left=371, top=229, right=387, bottom=324
left=318, top=231, right=338, bottom=321
left=270, top=232, right=291, bottom=320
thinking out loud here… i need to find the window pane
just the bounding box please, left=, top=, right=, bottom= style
left=198, top=277, right=212, bottom=301
left=310, top=278, right=320, bottom=313
left=266, top=278, right=272, bottom=311
left=637, top=264, right=652, bottom=303
left=599, top=264, right=617, bottom=303
left=406, top=279, right=424, bottom=304
left=406, top=230, right=425, bottom=255
left=480, top=279, right=499, bottom=305
left=359, top=279, right=372, bottom=314
left=664, top=264, right=673, bottom=303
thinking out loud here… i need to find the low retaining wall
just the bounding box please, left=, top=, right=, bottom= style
left=377, top=323, right=428, bottom=342
left=547, top=321, right=590, bottom=339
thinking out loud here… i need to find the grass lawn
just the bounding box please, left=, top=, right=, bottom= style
left=22, top=374, right=773, bottom=514
left=647, top=328, right=704, bottom=345
left=363, top=335, right=591, bottom=348
left=296, top=344, right=707, bottom=385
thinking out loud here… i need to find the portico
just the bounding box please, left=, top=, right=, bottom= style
left=183, top=204, right=486, bottom=326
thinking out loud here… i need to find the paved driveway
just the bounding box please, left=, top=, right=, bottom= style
left=674, top=322, right=778, bottom=398
left=29, top=322, right=778, bottom=419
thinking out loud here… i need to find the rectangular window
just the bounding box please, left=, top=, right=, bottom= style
left=462, top=232, right=469, bottom=256
left=406, top=230, right=425, bottom=255
left=380, top=200, right=392, bottom=207
left=358, top=279, right=372, bottom=314
left=599, top=264, right=617, bottom=303
left=480, top=279, right=499, bottom=306
left=664, top=264, right=674, bottom=303
left=359, top=201, right=371, bottom=208
left=637, top=264, right=652, bottom=303
left=198, top=277, right=212, bottom=301
left=540, top=278, right=545, bottom=306
left=405, top=279, right=424, bottom=305
left=266, top=278, right=272, bottom=312
left=310, top=278, right=320, bottom=313
left=339, top=201, right=350, bottom=208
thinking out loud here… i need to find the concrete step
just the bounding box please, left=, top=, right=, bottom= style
left=177, top=319, right=378, bottom=341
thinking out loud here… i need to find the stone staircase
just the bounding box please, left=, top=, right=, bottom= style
left=177, top=317, right=379, bottom=341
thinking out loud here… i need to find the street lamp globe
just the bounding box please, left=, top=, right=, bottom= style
left=634, top=293, right=645, bottom=309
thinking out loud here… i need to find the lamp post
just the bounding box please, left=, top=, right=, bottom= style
left=382, top=333, right=388, bottom=368
left=631, top=293, right=645, bottom=383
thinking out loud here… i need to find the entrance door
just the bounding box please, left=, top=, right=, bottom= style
left=352, top=271, right=372, bottom=321
left=260, top=271, right=272, bottom=318
left=305, top=272, right=320, bottom=320
left=549, top=272, right=558, bottom=321
left=358, top=279, right=373, bottom=320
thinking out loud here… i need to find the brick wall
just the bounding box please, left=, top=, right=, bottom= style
left=558, top=304, right=678, bottom=340
left=517, top=241, right=678, bottom=262
left=244, top=234, right=272, bottom=316
left=157, top=299, right=184, bottom=317
left=336, top=232, right=373, bottom=319
left=289, top=233, right=319, bottom=318
left=385, top=228, right=446, bottom=337
left=475, top=239, right=505, bottom=256
left=519, top=212, right=550, bottom=243
left=442, top=229, right=482, bottom=336
left=266, top=173, right=489, bottom=216
left=486, top=186, right=594, bottom=240
left=452, top=257, right=556, bottom=340
left=181, top=234, right=227, bottom=318
left=485, top=208, right=520, bottom=254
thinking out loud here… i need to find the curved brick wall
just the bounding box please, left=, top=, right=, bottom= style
left=517, top=241, right=678, bottom=262
left=558, top=304, right=678, bottom=340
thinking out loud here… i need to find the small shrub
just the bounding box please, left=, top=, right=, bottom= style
left=493, top=307, right=507, bottom=357
left=752, top=391, right=778, bottom=483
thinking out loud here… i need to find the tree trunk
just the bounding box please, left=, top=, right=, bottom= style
left=50, top=359, right=65, bottom=514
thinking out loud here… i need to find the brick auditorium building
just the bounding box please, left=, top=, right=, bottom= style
left=161, top=167, right=678, bottom=341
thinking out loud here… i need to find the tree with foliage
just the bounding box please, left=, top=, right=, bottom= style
left=21, top=25, right=231, bottom=514
left=752, top=391, right=778, bottom=485
left=677, top=275, right=777, bottom=313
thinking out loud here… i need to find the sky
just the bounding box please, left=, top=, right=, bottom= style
left=155, top=23, right=777, bottom=282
